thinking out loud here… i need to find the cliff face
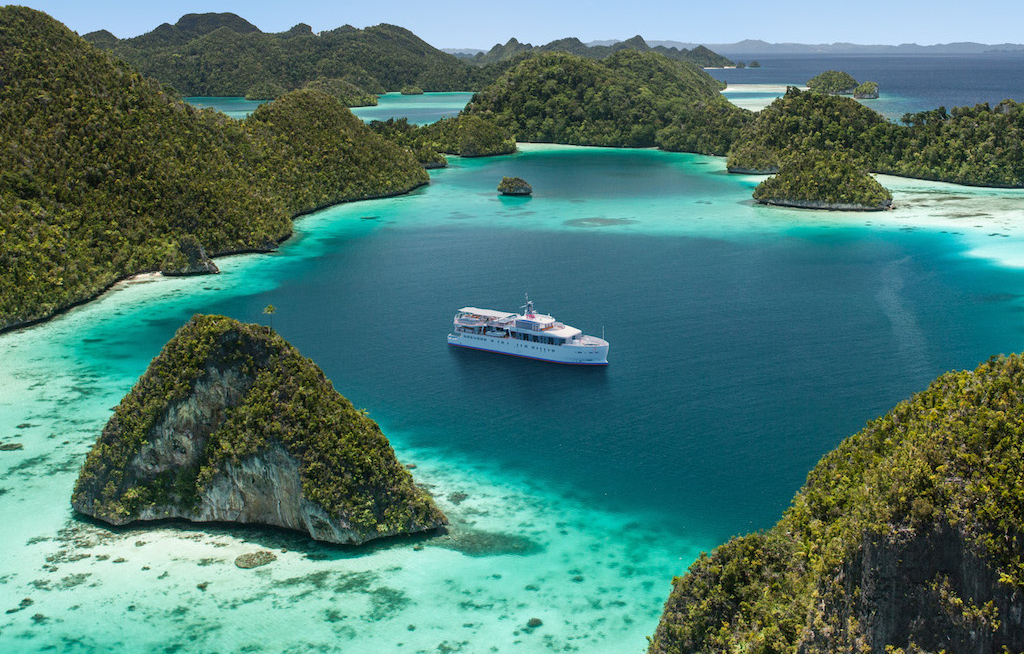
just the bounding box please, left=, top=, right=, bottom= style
left=800, top=526, right=1023, bottom=653
left=72, top=315, right=447, bottom=545
left=649, top=354, right=1024, bottom=654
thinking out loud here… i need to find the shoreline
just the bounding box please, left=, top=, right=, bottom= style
left=5, top=145, right=1024, bottom=337
left=0, top=179, right=430, bottom=337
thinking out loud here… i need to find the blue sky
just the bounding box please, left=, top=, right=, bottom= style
left=15, top=0, right=1024, bottom=48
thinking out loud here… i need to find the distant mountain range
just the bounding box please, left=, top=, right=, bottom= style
left=447, top=39, right=1024, bottom=57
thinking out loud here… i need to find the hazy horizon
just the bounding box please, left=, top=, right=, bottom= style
left=13, top=0, right=1024, bottom=51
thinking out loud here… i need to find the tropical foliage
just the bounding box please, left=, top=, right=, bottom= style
left=464, top=50, right=750, bottom=154
left=752, top=150, right=893, bottom=210
left=726, top=87, right=1024, bottom=187
left=369, top=115, right=516, bottom=162
left=87, top=13, right=495, bottom=96
left=650, top=353, right=1024, bottom=653
left=806, top=70, right=859, bottom=94
left=461, top=35, right=733, bottom=68
left=0, top=7, right=426, bottom=331
left=853, top=80, right=879, bottom=99
left=72, top=315, right=446, bottom=536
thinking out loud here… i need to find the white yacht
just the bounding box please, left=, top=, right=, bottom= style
left=447, top=297, right=609, bottom=365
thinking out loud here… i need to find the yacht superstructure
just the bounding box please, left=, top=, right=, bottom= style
left=447, top=298, right=609, bottom=365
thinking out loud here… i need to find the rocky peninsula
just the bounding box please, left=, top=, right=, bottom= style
left=72, top=315, right=447, bottom=545
left=649, top=353, right=1024, bottom=653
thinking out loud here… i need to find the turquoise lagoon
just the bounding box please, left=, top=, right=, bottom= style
left=185, top=92, right=475, bottom=123
left=2, top=144, right=1024, bottom=653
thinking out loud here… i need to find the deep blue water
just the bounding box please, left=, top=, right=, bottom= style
left=708, top=53, right=1024, bottom=114
left=230, top=216, right=1024, bottom=543
left=65, top=149, right=1023, bottom=545
left=6, top=58, right=1024, bottom=652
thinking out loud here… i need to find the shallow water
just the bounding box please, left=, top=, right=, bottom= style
left=185, top=92, right=473, bottom=123
left=2, top=144, right=1024, bottom=652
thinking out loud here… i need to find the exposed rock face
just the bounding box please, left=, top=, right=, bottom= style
left=649, top=353, right=1024, bottom=654
left=72, top=315, right=447, bottom=545
left=798, top=526, right=1023, bottom=653
left=854, top=81, right=880, bottom=99
left=755, top=197, right=893, bottom=211
left=161, top=235, right=219, bottom=276
left=498, top=176, right=533, bottom=196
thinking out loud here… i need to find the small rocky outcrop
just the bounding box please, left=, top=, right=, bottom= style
left=498, top=176, right=533, bottom=196
left=854, top=81, right=880, bottom=99
left=71, top=315, right=447, bottom=545
left=161, top=235, right=219, bottom=276
left=235, top=551, right=276, bottom=568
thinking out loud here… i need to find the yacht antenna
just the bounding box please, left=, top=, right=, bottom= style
left=521, top=293, right=534, bottom=317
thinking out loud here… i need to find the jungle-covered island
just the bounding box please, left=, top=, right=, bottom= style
left=462, top=51, right=750, bottom=154
left=854, top=80, right=880, bottom=99
left=497, top=176, right=533, bottom=196
left=752, top=151, right=893, bottom=211
left=806, top=70, right=880, bottom=99
left=368, top=115, right=517, bottom=165
left=806, top=69, right=859, bottom=94
left=0, top=6, right=428, bottom=332
left=648, top=353, right=1024, bottom=653
left=455, top=35, right=733, bottom=68
left=72, top=314, right=447, bottom=545
left=724, top=88, right=1024, bottom=187
left=83, top=12, right=503, bottom=98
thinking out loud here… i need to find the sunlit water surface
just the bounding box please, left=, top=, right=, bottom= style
left=2, top=139, right=1024, bottom=652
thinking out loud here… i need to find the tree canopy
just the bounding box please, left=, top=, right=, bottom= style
left=463, top=50, right=751, bottom=154
left=0, top=7, right=427, bottom=331
left=650, top=353, right=1024, bottom=653
left=726, top=87, right=1024, bottom=187
left=752, top=150, right=893, bottom=210
left=87, top=14, right=498, bottom=97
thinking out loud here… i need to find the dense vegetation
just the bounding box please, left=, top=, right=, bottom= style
left=460, top=35, right=733, bottom=68
left=806, top=69, right=859, bottom=94
left=86, top=13, right=501, bottom=96
left=0, top=7, right=427, bottom=331
left=369, top=115, right=516, bottom=164
left=463, top=50, right=751, bottom=154
left=245, top=90, right=427, bottom=213
left=497, top=176, right=533, bottom=195
left=649, top=353, right=1024, bottom=653
left=726, top=87, right=1024, bottom=186
left=400, top=85, right=424, bottom=95
left=244, top=76, right=379, bottom=105
left=752, top=151, right=893, bottom=210
left=72, top=315, right=446, bottom=536
left=854, top=80, right=879, bottom=99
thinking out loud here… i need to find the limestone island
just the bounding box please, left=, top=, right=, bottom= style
left=498, top=176, right=533, bottom=196
left=752, top=150, right=893, bottom=211
left=400, top=85, right=424, bottom=95
left=808, top=70, right=879, bottom=99
left=649, top=353, right=1024, bottom=653
left=854, top=80, right=879, bottom=99
left=71, top=314, right=447, bottom=545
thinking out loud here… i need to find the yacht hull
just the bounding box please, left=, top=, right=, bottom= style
left=447, top=332, right=608, bottom=365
